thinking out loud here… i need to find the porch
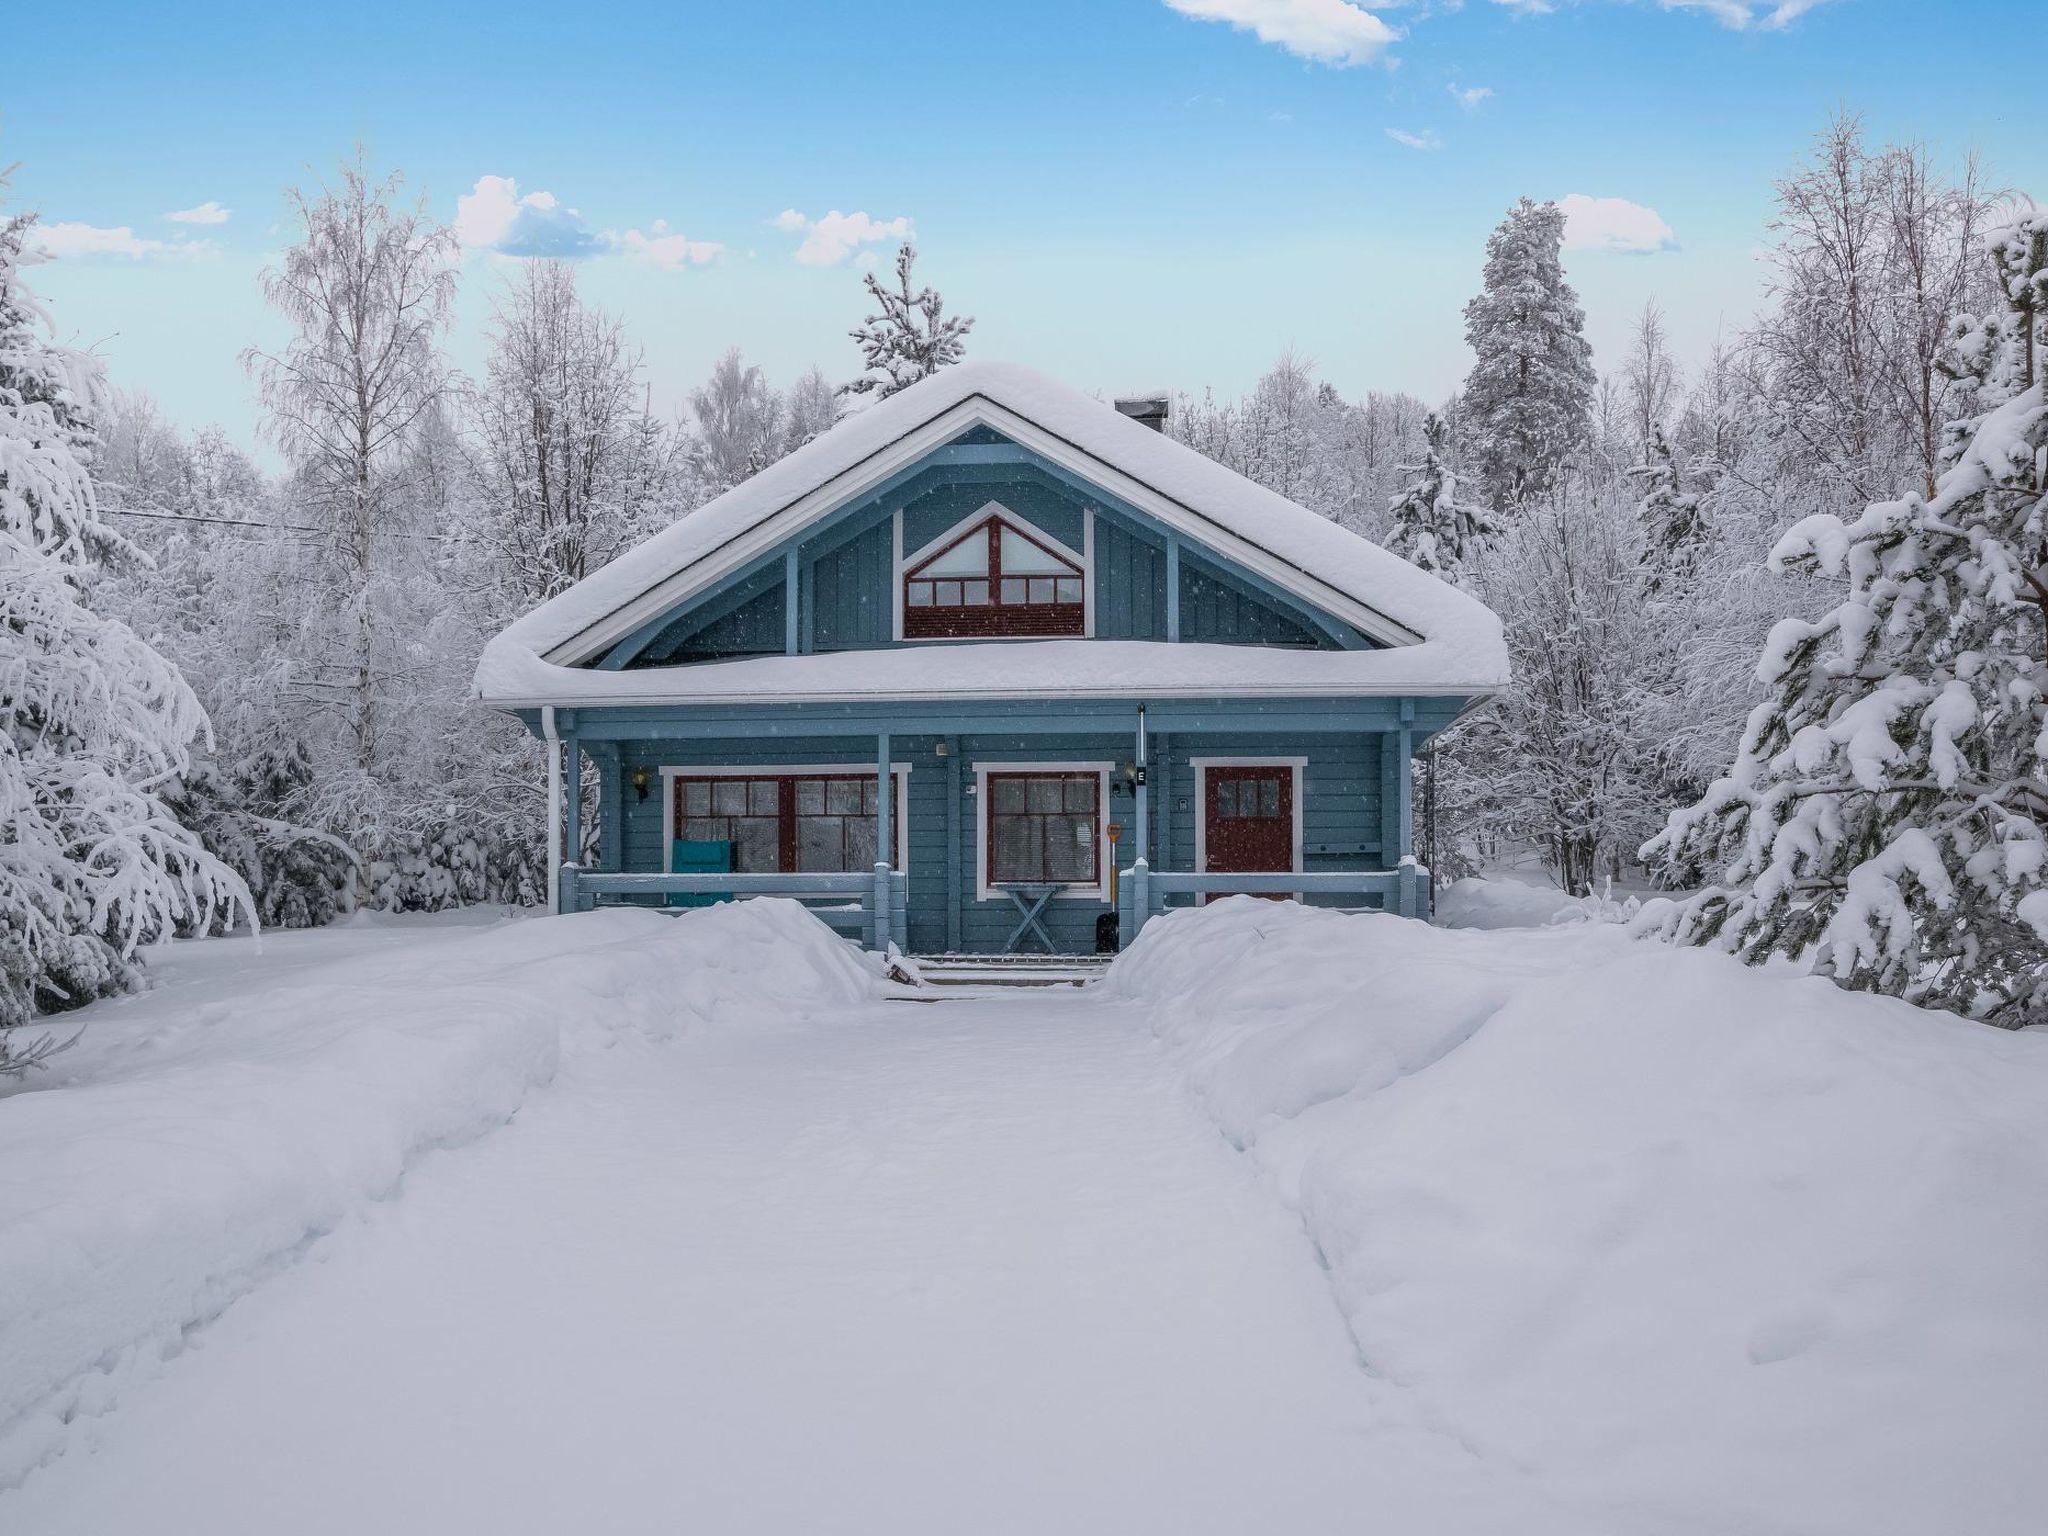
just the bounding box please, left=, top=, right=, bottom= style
left=540, top=695, right=1445, bottom=955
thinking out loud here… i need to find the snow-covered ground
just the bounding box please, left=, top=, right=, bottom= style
left=4, top=894, right=2045, bottom=1534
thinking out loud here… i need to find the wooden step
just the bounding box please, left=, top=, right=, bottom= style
left=905, top=954, right=1114, bottom=989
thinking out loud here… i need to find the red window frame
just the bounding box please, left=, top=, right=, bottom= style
left=902, top=518, right=1086, bottom=639
left=673, top=772, right=899, bottom=873
left=984, top=771, right=1101, bottom=887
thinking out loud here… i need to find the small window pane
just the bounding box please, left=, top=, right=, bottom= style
left=1028, top=778, right=1064, bottom=813
left=797, top=817, right=844, bottom=871
left=680, top=819, right=725, bottom=845
left=993, top=777, right=1026, bottom=813
left=1001, top=578, right=1027, bottom=604
left=712, top=780, right=747, bottom=816
left=795, top=780, right=825, bottom=816
left=846, top=816, right=880, bottom=869
left=827, top=779, right=862, bottom=815
left=1055, top=577, right=1082, bottom=604
left=861, top=778, right=880, bottom=812
left=1044, top=817, right=1096, bottom=881
left=683, top=780, right=710, bottom=816
left=918, top=536, right=991, bottom=578
left=1064, top=777, right=1096, bottom=812
left=749, top=780, right=779, bottom=816
left=1000, top=527, right=1074, bottom=576
left=935, top=580, right=962, bottom=606
left=907, top=583, right=934, bottom=607
left=732, top=818, right=778, bottom=872
left=962, top=580, right=990, bottom=606
left=1260, top=778, right=1281, bottom=817
left=993, top=816, right=1037, bottom=882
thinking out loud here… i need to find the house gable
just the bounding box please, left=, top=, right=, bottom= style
left=607, top=428, right=1364, bottom=670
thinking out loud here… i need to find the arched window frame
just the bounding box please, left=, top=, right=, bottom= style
left=893, top=502, right=1094, bottom=641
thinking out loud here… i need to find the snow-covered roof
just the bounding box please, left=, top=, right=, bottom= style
left=475, top=362, right=1507, bottom=708
left=477, top=639, right=1495, bottom=710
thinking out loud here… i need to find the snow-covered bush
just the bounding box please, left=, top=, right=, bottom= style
left=0, top=185, right=250, bottom=1065
left=1645, top=213, right=2048, bottom=1025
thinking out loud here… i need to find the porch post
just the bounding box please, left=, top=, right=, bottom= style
left=543, top=706, right=563, bottom=912
left=1133, top=706, right=1149, bottom=867
left=562, top=722, right=583, bottom=887
left=944, top=735, right=963, bottom=953
left=1395, top=701, right=1416, bottom=916
left=873, top=731, right=893, bottom=951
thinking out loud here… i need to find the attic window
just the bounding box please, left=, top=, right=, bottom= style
left=902, top=516, right=1086, bottom=639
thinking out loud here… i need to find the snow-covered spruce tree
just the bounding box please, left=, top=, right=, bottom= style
left=843, top=244, right=972, bottom=399
left=1385, top=411, right=1494, bottom=583
left=1643, top=212, right=2048, bottom=1025
left=1629, top=422, right=1711, bottom=593
left=0, top=191, right=250, bottom=1065
left=1461, top=198, right=1597, bottom=514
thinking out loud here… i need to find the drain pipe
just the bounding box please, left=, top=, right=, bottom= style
left=1134, top=705, right=1149, bottom=867
left=542, top=705, right=562, bottom=913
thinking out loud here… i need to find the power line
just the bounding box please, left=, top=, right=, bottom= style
left=103, top=506, right=455, bottom=542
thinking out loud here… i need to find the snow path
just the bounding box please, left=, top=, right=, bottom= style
left=6, top=985, right=1581, bottom=1535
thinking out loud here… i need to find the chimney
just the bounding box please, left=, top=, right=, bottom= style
left=1114, top=392, right=1170, bottom=432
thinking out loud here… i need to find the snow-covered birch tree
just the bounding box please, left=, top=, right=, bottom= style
left=242, top=154, right=456, bottom=865
left=1644, top=211, right=2048, bottom=1026
left=1, top=187, right=250, bottom=1066
left=844, top=244, right=972, bottom=398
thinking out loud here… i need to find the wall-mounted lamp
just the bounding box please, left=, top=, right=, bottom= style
left=632, top=766, right=651, bottom=802
left=934, top=740, right=952, bottom=758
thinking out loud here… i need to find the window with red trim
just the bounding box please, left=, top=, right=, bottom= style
left=675, top=774, right=897, bottom=872
left=902, top=517, right=1086, bottom=639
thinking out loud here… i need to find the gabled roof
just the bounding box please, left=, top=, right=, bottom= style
left=474, top=361, right=1508, bottom=707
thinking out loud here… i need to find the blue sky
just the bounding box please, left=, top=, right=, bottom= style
left=10, top=0, right=2044, bottom=447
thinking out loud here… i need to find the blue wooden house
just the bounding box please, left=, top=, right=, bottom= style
left=474, top=363, right=1507, bottom=954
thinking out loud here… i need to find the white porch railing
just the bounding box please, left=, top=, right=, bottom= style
left=557, top=863, right=909, bottom=952
left=1116, top=859, right=1430, bottom=947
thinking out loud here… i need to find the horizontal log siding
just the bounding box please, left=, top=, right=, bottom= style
left=614, top=728, right=1397, bottom=952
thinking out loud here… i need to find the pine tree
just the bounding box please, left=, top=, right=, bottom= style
left=844, top=245, right=973, bottom=398
left=1629, top=422, right=1711, bottom=592
left=1460, top=198, right=1597, bottom=513
left=1385, top=411, right=1494, bottom=582
left=1643, top=212, right=2048, bottom=1026
left=0, top=184, right=250, bottom=1066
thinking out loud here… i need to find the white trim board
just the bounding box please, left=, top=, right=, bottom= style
left=971, top=759, right=1114, bottom=905
left=658, top=762, right=912, bottom=876
left=1189, top=756, right=1306, bottom=902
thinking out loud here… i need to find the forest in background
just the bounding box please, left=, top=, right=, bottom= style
left=8, top=107, right=2044, bottom=1049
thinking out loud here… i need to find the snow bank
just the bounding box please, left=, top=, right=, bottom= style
left=0, top=900, right=883, bottom=1484
left=1107, top=901, right=2048, bottom=1535
left=1434, top=875, right=1634, bottom=930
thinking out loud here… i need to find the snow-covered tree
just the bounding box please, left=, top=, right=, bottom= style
left=783, top=365, right=840, bottom=451
left=0, top=188, right=250, bottom=1067
left=1644, top=212, right=2048, bottom=1026
left=467, top=260, right=661, bottom=604
left=687, top=347, right=783, bottom=496
left=243, top=154, right=457, bottom=869
left=1460, top=198, right=1597, bottom=513
left=1385, top=412, right=1493, bottom=581
left=844, top=244, right=972, bottom=398
left=1621, top=300, right=1680, bottom=464
left=1630, top=422, right=1711, bottom=592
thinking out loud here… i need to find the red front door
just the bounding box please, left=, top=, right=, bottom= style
left=1202, top=766, right=1294, bottom=901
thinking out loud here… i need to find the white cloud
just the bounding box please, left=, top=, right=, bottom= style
left=773, top=208, right=914, bottom=267
left=30, top=222, right=214, bottom=260
left=1162, top=0, right=1396, bottom=67
left=1449, top=83, right=1493, bottom=108
left=612, top=220, right=724, bottom=269
left=455, top=175, right=605, bottom=258
left=1385, top=127, right=1442, bottom=151
left=1493, top=0, right=1828, bottom=27
left=164, top=200, right=231, bottom=225
left=1558, top=193, right=1678, bottom=254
